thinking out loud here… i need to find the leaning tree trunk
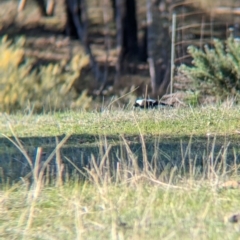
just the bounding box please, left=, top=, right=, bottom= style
left=67, top=0, right=103, bottom=83
left=147, top=0, right=171, bottom=97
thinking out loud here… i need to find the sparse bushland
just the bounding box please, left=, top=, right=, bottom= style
left=179, top=36, right=240, bottom=103
left=0, top=35, right=92, bottom=113
left=1, top=33, right=240, bottom=238
left=0, top=107, right=240, bottom=239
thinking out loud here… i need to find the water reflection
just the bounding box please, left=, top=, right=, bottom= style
left=0, top=134, right=239, bottom=184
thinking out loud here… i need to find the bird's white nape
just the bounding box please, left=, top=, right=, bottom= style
left=136, top=99, right=156, bottom=105
left=136, top=99, right=144, bottom=105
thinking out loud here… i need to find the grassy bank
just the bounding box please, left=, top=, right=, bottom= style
left=0, top=105, right=240, bottom=138
left=0, top=105, right=240, bottom=239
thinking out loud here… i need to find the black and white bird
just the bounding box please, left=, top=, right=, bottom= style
left=134, top=98, right=173, bottom=109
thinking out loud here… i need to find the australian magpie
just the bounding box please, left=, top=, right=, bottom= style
left=134, top=99, right=173, bottom=109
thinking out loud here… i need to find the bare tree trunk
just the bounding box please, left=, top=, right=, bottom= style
left=146, top=0, right=157, bottom=95
left=67, top=0, right=103, bottom=83
left=18, top=0, right=27, bottom=12
left=114, top=0, right=138, bottom=83
left=46, top=0, right=55, bottom=16
left=114, top=0, right=124, bottom=84
left=123, top=0, right=138, bottom=60
left=147, top=0, right=171, bottom=97
left=99, top=0, right=112, bottom=92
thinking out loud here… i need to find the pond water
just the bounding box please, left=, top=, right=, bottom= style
left=0, top=134, right=239, bottom=184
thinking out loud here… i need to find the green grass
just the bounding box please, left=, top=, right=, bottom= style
left=0, top=105, right=240, bottom=239
left=0, top=105, right=239, bottom=137
left=1, top=179, right=240, bottom=239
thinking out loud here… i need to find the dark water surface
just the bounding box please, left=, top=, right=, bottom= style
left=0, top=134, right=240, bottom=184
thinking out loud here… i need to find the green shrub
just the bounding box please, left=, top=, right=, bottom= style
left=0, top=36, right=92, bottom=113
left=179, top=37, right=240, bottom=102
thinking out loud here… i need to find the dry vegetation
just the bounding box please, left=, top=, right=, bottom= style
left=0, top=1, right=240, bottom=238
left=0, top=106, right=240, bottom=239
left=1, top=121, right=240, bottom=239
left=1, top=0, right=240, bottom=110
left=0, top=36, right=93, bottom=113
left=1, top=175, right=240, bottom=239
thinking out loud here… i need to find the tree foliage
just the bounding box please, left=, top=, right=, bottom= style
left=179, top=37, right=240, bottom=101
